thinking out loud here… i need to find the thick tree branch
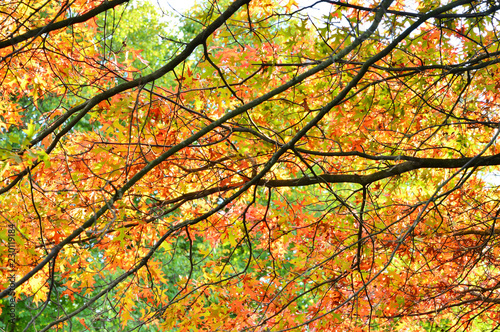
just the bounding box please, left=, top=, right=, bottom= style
left=0, top=0, right=129, bottom=51
left=151, top=154, right=500, bottom=207
left=321, top=0, right=500, bottom=19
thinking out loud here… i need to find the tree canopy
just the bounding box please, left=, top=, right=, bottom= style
left=1, top=0, right=500, bottom=330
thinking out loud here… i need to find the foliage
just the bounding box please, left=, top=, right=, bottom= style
left=1, top=0, right=500, bottom=331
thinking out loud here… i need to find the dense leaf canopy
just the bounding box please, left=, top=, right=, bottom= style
left=1, top=0, right=500, bottom=330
